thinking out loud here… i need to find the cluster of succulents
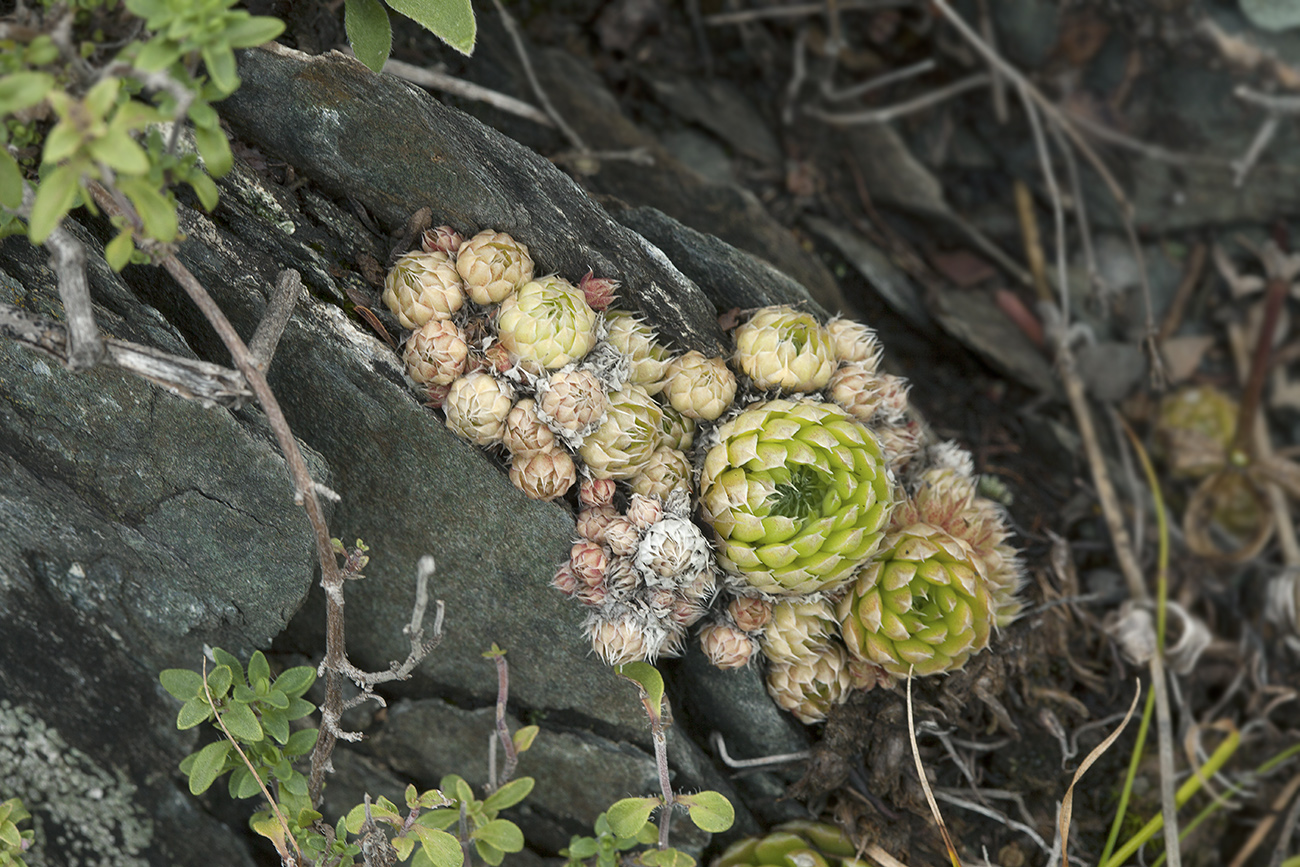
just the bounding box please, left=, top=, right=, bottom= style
left=383, top=225, right=1023, bottom=725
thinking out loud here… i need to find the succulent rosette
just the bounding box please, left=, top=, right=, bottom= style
left=827, top=365, right=909, bottom=426
left=383, top=251, right=465, bottom=329
left=578, top=385, right=665, bottom=480
left=443, top=372, right=514, bottom=446
left=496, top=275, right=598, bottom=369
left=699, top=399, right=895, bottom=596
left=508, top=447, right=576, bottom=501
left=759, top=599, right=838, bottom=664
left=659, top=405, right=696, bottom=451
left=837, top=521, right=994, bottom=676
left=698, top=622, right=758, bottom=670
left=714, top=822, right=872, bottom=867
left=605, top=310, right=670, bottom=394
left=827, top=316, right=883, bottom=369
left=403, top=319, right=469, bottom=386
left=663, top=350, right=737, bottom=421
left=733, top=306, right=836, bottom=392
left=765, top=643, right=852, bottom=723
left=456, top=230, right=534, bottom=305
left=629, top=446, right=693, bottom=500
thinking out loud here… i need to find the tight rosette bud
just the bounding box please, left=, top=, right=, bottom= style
left=828, top=365, right=910, bottom=426
left=827, top=316, right=883, bottom=369
left=765, top=644, right=852, bottom=724
left=577, top=505, right=619, bottom=543
left=383, top=251, right=466, bottom=329
left=760, top=599, right=838, bottom=664
left=403, top=319, right=469, bottom=386
left=634, top=515, right=710, bottom=584
left=552, top=562, right=580, bottom=596
left=578, top=269, right=619, bottom=311
left=605, top=518, right=640, bottom=557
left=578, top=385, right=665, bottom=480
left=699, top=622, right=758, bottom=670
left=728, top=595, right=773, bottom=632
left=625, top=493, right=663, bottom=531
left=502, top=399, right=556, bottom=456
left=837, top=522, right=994, bottom=676
left=605, top=311, right=670, bottom=394
left=570, top=539, right=608, bottom=586
left=714, top=822, right=868, bottom=867
left=734, top=306, right=836, bottom=393
left=659, top=405, right=696, bottom=452
left=496, top=276, right=598, bottom=369
left=537, top=368, right=607, bottom=439
left=876, top=421, right=923, bottom=473
left=629, top=446, right=693, bottom=500
left=699, top=399, right=895, bottom=596
left=585, top=610, right=671, bottom=665
left=509, top=447, right=576, bottom=501
left=663, top=351, right=738, bottom=421
left=444, top=372, right=513, bottom=445
left=421, top=225, right=465, bottom=256
left=456, top=230, right=534, bottom=304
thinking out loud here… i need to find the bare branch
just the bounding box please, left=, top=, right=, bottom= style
left=249, top=269, right=302, bottom=372
left=805, top=73, right=991, bottom=125
left=376, top=56, right=556, bottom=128
left=1, top=301, right=251, bottom=405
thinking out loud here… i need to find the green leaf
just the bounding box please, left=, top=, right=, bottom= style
left=0, top=148, right=23, bottom=211
left=187, top=171, right=220, bottom=212
left=412, top=826, right=464, bottom=867
left=259, top=708, right=289, bottom=744
left=0, top=72, right=55, bottom=115
left=220, top=701, right=264, bottom=742
left=483, top=777, right=533, bottom=812
left=0, top=820, right=21, bottom=848
left=176, top=698, right=212, bottom=730
left=27, top=163, right=81, bottom=244
left=415, top=809, right=459, bottom=831
left=134, top=38, right=184, bottom=72
left=201, top=44, right=240, bottom=96
left=386, top=0, right=476, bottom=56
left=615, top=662, right=664, bottom=717
left=104, top=230, right=135, bottom=272
left=605, top=797, right=659, bottom=839
left=87, top=129, right=150, bottom=175
left=83, top=78, right=120, bottom=120
left=261, top=688, right=289, bottom=710
left=417, top=789, right=450, bottom=809
left=41, top=121, right=85, bottom=166
left=677, top=791, right=734, bottom=833
left=247, top=651, right=271, bottom=687
left=394, top=835, right=416, bottom=862
left=474, top=839, right=506, bottom=866
left=160, top=668, right=205, bottom=701
left=566, top=837, right=598, bottom=859
left=186, top=740, right=231, bottom=795
left=233, top=684, right=258, bottom=704
left=344, top=798, right=403, bottom=834
left=284, top=728, right=318, bottom=758
left=211, top=648, right=244, bottom=679
left=285, top=697, right=315, bottom=722
left=280, top=770, right=308, bottom=797
left=344, top=0, right=393, bottom=73
left=512, top=725, right=539, bottom=754
left=206, top=663, right=234, bottom=699
left=222, top=16, right=286, bottom=49
left=117, top=176, right=177, bottom=243
left=228, top=764, right=263, bottom=799
left=271, top=666, right=316, bottom=698
left=640, top=848, right=696, bottom=867
left=193, top=124, right=232, bottom=178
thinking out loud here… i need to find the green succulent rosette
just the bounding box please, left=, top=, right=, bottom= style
left=699, top=399, right=894, bottom=596
left=713, top=821, right=871, bottom=867
left=496, top=275, right=598, bottom=369
left=837, top=521, right=993, bottom=676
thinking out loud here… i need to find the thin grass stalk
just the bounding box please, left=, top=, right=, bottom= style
left=1099, top=687, right=1157, bottom=867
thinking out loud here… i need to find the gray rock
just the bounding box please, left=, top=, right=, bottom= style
left=803, top=217, right=932, bottom=329
left=616, top=207, right=827, bottom=317
left=643, top=73, right=783, bottom=166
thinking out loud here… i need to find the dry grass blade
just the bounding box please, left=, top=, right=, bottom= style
left=1058, top=680, right=1141, bottom=860
left=907, top=667, right=963, bottom=867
